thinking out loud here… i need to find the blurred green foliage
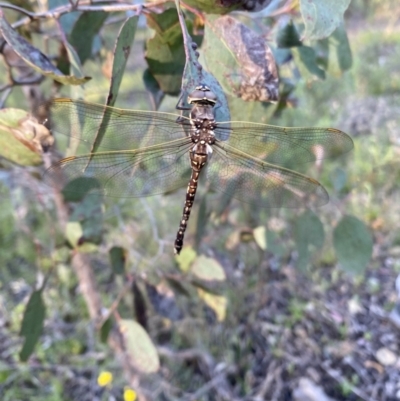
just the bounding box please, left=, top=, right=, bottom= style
left=1, top=0, right=399, bottom=399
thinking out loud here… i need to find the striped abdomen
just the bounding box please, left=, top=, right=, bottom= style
left=174, top=149, right=208, bottom=254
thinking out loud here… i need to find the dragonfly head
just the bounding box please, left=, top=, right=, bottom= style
left=188, top=84, right=217, bottom=106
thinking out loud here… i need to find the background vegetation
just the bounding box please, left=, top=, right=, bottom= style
left=0, top=0, right=399, bottom=400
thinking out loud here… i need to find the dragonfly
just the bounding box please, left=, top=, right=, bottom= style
left=45, top=85, right=353, bottom=254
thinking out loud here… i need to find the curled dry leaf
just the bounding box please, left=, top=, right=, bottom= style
left=0, top=108, right=52, bottom=166
left=206, top=15, right=279, bottom=102
left=15, top=114, right=54, bottom=152
left=0, top=9, right=90, bottom=85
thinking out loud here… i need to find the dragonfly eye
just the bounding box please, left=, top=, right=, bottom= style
left=188, top=86, right=217, bottom=105
left=195, top=84, right=211, bottom=92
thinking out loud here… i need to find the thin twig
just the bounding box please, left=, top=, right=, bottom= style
left=6, top=0, right=170, bottom=29
left=101, top=274, right=134, bottom=326
left=254, top=360, right=279, bottom=399
left=267, top=0, right=297, bottom=17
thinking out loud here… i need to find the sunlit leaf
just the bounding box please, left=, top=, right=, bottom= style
left=176, top=246, right=197, bottom=272
left=197, top=288, right=227, bottom=321
left=191, top=255, right=226, bottom=282
left=118, top=319, right=160, bottom=373
left=253, top=226, right=267, bottom=251
left=65, top=221, right=83, bottom=248
left=300, top=0, right=351, bottom=40
left=63, top=40, right=88, bottom=81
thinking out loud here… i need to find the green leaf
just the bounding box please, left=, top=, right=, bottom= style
left=0, top=9, right=90, bottom=85
left=65, top=221, right=83, bottom=248
left=294, top=211, right=325, bottom=271
left=191, top=255, right=226, bottom=282
left=90, top=16, right=138, bottom=154
left=69, top=12, right=108, bottom=64
left=62, top=177, right=101, bottom=202
left=277, top=21, right=302, bottom=48
left=118, top=319, right=160, bottom=373
left=333, top=216, right=373, bottom=275
left=109, top=246, right=126, bottom=275
left=63, top=41, right=88, bottom=80
left=332, top=24, right=352, bottom=71
left=0, top=108, right=49, bottom=166
left=300, top=0, right=351, bottom=40
left=100, top=317, right=113, bottom=343
left=106, top=16, right=138, bottom=107
left=314, top=38, right=330, bottom=70
left=296, top=46, right=326, bottom=79
left=226, top=95, right=276, bottom=123
left=175, top=4, right=231, bottom=123
left=69, top=194, right=104, bottom=245
left=145, top=9, right=186, bottom=95
left=19, top=290, right=46, bottom=361
left=176, top=246, right=197, bottom=272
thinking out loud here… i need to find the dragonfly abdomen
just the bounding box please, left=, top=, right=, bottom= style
left=174, top=149, right=208, bottom=254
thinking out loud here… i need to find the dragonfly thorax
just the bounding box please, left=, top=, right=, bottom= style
left=189, top=86, right=217, bottom=148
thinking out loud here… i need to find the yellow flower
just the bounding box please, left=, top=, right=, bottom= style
left=97, top=371, right=113, bottom=387
left=123, top=387, right=137, bottom=401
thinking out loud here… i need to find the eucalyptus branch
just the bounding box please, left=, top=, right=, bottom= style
left=3, top=0, right=170, bottom=29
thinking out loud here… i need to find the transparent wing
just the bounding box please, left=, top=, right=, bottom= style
left=215, top=122, right=353, bottom=168
left=207, top=142, right=329, bottom=208
left=44, top=138, right=193, bottom=198
left=49, top=98, right=190, bottom=153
